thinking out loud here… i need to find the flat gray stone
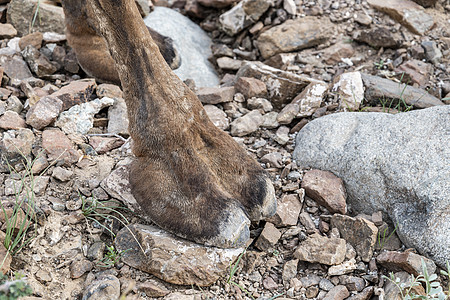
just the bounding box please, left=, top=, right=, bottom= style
left=144, top=7, right=219, bottom=87
left=293, top=106, right=450, bottom=268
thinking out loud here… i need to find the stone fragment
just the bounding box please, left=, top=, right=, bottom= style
left=282, top=259, right=298, bottom=283
left=51, top=79, right=97, bottom=111
left=198, top=0, right=238, bottom=8
left=294, top=106, right=449, bottom=268
left=261, top=152, right=283, bottom=168
left=299, top=212, right=317, bottom=234
left=216, top=57, right=242, bottom=70
left=274, top=126, right=289, bottom=145
left=82, top=274, right=120, bottom=300
left=35, top=269, right=52, bottom=283
left=268, top=194, right=301, bottom=226
left=411, top=0, right=437, bottom=6
left=353, top=27, right=400, bottom=48
left=291, top=82, right=328, bottom=118
left=277, top=104, right=299, bottom=125
left=320, top=278, right=335, bottom=291
left=384, top=271, right=425, bottom=300
left=236, top=61, right=324, bottom=108
left=0, top=23, right=17, bottom=39
left=21, top=45, right=57, bottom=77
left=107, top=97, right=129, bottom=136
left=301, top=169, right=347, bottom=214
left=376, top=250, right=436, bottom=276
left=0, top=241, right=11, bottom=274
left=52, top=166, right=73, bottom=182
left=294, top=233, right=346, bottom=265
left=43, top=32, right=66, bottom=43
left=322, top=41, right=355, bottom=64
left=247, top=97, right=272, bottom=112
left=230, top=110, right=263, bottom=136
left=7, top=0, right=65, bottom=36
left=261, top=111, right=279, bottom=129
left=96, top=83, right=123, bottom=99
left=255, top=222, right=281, bottom=251
left=256, top=17, right=335, bottom=59
left=203, top=104, right=229, bottom=130
left=0, top=129, right=34, bottom=172
left=219, top=0, right=271, bottom=36
left=196, top=86, right=235, bottom=104
left=18, top=32, right=43, bottom=50
left=331, top=214, right=377, bottom=262
left=264, top=53, right=297, bottom=69
left=421, top=40, right=442, bottom=65
left=262, top=276, right=278, bottom=290
left=0, top=55, right=33, bottom=81
left=0, top=111, right=26, bottom=130
left=70, top=259, right=93, bottom=279
left=235, top=77, right=267, bottom=99
left=42, top=129, right=81, bottom=166
left=283, top=0, right=297, bottom=14
left=340, top=275, right=365, bottom=292
left=367, top=0, right=434, bottom=35
left=361, top=73, right=443, bottom=108
left=6, top=96, right=23, bottom=114
left=395, top=59, right=432, bottom=86
left=115, top=224, right=244, bottom=286
left=89, top=136, right=125, bottom=154
left=300, top=274, right=321, bottom=288
left=306, top=286, right=319, bottom=298
left=55, top=97, right=114, bottom=135
left=137, top=280, right=170, bottom=297
left=144, top=7, right=220, bottom=87
left=26, top=96, right=63, bottom=130
left=346, top=286, right=374, bottom=300
left=87, top=242, right=105, bottom=261
left=323, top=285, right=350, bottom=300
left=332, top=72, right=365, bottom=111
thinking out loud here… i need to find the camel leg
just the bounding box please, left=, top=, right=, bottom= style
left=81, top=0, right=276, bottom=247
left=61, top=0, right=180, bottom=85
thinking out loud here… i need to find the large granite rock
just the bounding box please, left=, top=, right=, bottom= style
left=293, top=106, right=449, bottom=268
left=144, top=7, right=219, bottom=87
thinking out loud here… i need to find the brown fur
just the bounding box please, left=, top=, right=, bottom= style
left=61, top=0, right=180, bottom=85
left=66, top=0, right=276, bottom=247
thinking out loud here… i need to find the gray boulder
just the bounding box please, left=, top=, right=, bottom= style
left=144, top=7, right=219, bottom=87
left=293, top=106, right=450, bottom=268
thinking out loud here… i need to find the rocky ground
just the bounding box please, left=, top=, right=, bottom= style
left=0, top=0, right=449, bottom=299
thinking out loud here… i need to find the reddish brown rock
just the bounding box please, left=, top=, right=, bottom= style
left=235, top=77, right=267, bottom=99
left=89, top=136, right=125, bottom=154
left=395, top=60, right=432, bottom=87
left=0, top=242, right=11, bottom=274
left=347, top=286, right=374, bottom=300
left=26, top=96, right=63, bottom=130
left=323, top=285, right=350, bottom=300
left=255, top=222, right=282, bottom=251
left=367, top=0, right=434, bottom=35
left=322, top=41, right=356, bottom=64
left=137, top=280, right=170, bottom=297
left=376, top=250, right=436, bottom=276
left=0, top=23, right=17, bottom=39
left=19, top=32, right=43, bottom=50
left=0, top=111, right=26, bottom=130
left=301, top=169, right=347, bottom=214
left=331, top=214, right=378, bottom=262
left=411, top=0, right=437, bottom=7
left=196, top=86, right=235, bottom=104
left=236, top=61, right=324, bottom=108
left=96, top=83, right=123, bottom=99
left=268, top=194, right=301, bottom=226
left=70, top=259, right=93, bottom=279
left=294, top=233, right=346, bottom=265
left=42, top=129, right=81, bottom=166
left=256, top=17, right=334, bottom=59
left=51, top=79, right=97, bottom=111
